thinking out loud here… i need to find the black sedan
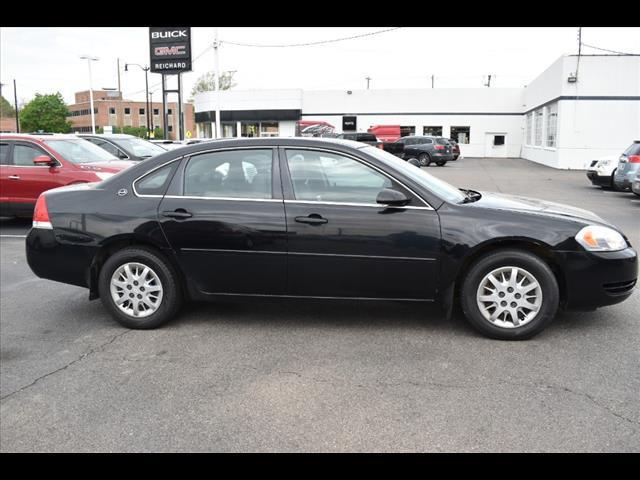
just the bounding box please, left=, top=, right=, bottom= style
left=26, top=138, right=637, bottom=340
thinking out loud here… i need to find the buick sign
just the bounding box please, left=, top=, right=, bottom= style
left=149, top=27, right=192, bottom=74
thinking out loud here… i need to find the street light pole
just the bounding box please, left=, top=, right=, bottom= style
left=124, top=63, right=152, bottom=138
left=213, top=27, right=221, bottom=139
left=80, top=55, right=99, bottom=134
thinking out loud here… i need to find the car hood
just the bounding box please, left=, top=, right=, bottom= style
left=468, top=191, right=610, bottom=225
left=76, top=160, right=136, bottom=173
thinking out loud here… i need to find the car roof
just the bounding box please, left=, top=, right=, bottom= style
left=0, top=133, right=81, bottom=141
left=79, top=134, right=136, bottom=139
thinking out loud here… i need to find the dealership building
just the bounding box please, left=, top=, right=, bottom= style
left=194, top=54, right=640, bottom=169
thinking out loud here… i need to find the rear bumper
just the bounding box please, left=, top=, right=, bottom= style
left=586, top=170, right=612, bottom=187
left=433, top=153, right=454, bottom=162
left=614, top=169, right=638, bottom=191
left=554, top=248, right=638, bottom=310
left=26, top=227, right=94, bottom=289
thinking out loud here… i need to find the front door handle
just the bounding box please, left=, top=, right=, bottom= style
left=8, top=175, right=20, bottom=180
left=295, top=214, right=328, bottom=225
left=162, top=209, right=193, bottom=219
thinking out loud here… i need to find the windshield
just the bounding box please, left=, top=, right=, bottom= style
left=44, top=139, right=117, bottom=164
left=115, top=137, right=167, bottom=158
left=362, top=146, right=466, bottom=204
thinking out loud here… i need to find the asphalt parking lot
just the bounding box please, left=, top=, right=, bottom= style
left=1, top=156, right=638, bottom=452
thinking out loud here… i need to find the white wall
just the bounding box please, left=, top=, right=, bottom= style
left=195, top=89, right=303, bottom=113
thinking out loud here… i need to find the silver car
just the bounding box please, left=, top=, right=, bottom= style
left=613, top=141, right=640, bottom=191
left=631, top=171, right=640, bottom=197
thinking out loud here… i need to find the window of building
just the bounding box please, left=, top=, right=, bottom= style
left=260, top=122, right=279, bottom=137
left=450, top=126, right=470, bottom=144
left=222, top=123, right=237, bottom=138
left=139, top=108, right=145, bottom=115
left=494, top=135, right=505, bottom=146
left=241, top=122, right=260, bottom=138
left=168, top=125, right=173, bottom=132
left=423, top=126, right=443, bottom=136
left=400, top=126, right=415, bottom=137
left=167, top=109, right=173, bottom=115
left=124, top=107, right=131, bottom=115
left=153, top=109, right=159, bottom=116
left=286, top=149, right=392, bottom=204
left=534, top=109, right=543, bottom=146
left=109, top=107, right=116, bottom=115
left=525, top=113, right=533, bottom=145
left=545, top=103, right=558, bottom=148
left=184, top=149, right=273, bottom=199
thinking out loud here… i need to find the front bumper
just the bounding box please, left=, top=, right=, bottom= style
left=586, top=170, right=613, bottom=187
left=554, top=247, right=638, bottom=310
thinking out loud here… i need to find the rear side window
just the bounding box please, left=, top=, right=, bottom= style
left=183, top=149, right=273, bottom=199
left=135, top=162, right=178, bottom=196
left=623, top=142, right=640, bottom=156
left=0, top=143, right=9, bottom=165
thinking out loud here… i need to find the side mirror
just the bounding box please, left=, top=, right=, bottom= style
left=376, top=188, right=410, bottom=207
left=33, top=155, right=56, bottom=167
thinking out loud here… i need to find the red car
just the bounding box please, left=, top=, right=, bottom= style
left=0, top=134, right=135, bottom=217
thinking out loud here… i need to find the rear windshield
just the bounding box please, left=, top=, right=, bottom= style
left=435, top=138, right=450, bottom=145
left=623, top=142, right=640, bottom=156
left=44, top=139, right=117, bottom=164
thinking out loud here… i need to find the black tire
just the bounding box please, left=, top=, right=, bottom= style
left=407, top=158, right=421, bottom=167
left=418, top=153, right=431, bottom=166
left=98, top=246, right=182, bottom=329
left=436, top=161, right=447, bottom=166
left=460, top=249, right=559, bottom=340
left=610, top=169, right=616, bottom=189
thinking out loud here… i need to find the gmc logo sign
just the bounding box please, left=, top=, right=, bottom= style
left=154, top=46, right=186, bottom=56
left=151, top=30, right=187, bottom=39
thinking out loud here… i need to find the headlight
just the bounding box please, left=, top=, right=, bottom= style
left=575, top=225, right=627, bottom=252
left=95, top=172, right=115, bottom=181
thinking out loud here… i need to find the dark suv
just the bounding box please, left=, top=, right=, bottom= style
left=394, top=136, right=453, bottom=166
left=336, top=132, right=380, bottom=146
left=613, top=141, right=640, bottom=191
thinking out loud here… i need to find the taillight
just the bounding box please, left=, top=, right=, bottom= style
left=628, top=155, right=640, bottom=163
left=434, top=145, right=445, bottom=151
left=32, top=195, right=53, bottom=230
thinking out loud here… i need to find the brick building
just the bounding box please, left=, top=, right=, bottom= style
left=0, top=117, right=18, bottom=133
left=67, top=90, right=195, bottom=140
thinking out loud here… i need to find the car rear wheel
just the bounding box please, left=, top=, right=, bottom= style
left=98, top=247, right=182, bottom=329
left=407, top=158, right=421, bottom=167
left=436, top=161, right=447, bottom=166
left=460, top=249, right=559, bottom=340
left=418, top=153, right=431, bottom=166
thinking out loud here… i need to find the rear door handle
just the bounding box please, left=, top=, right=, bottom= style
left=295, top=214, right=328, bottom=225
left=162, top=209, right=193, bottom=219
left=8, top=175, right=20, bottom=180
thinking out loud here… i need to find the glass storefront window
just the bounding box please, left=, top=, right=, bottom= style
left=260, top=122, right=279, bottom=137
left=222, top=123, right=237, bottom=138
left=241, top=122, right=260, bottom=137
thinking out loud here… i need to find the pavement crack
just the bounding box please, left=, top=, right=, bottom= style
left=0, top=330, right=132, bottom=402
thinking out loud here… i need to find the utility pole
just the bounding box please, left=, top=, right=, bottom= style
left=13, top=79, right=20, bottom=133
left=365, top=76, right=371, bottom=90
left=117, top=58, right=121, bottom=93
left=124, top=63, right=151, bottom=138
left=213, top=27, right=221, bottom=139
left=80, top=55, right=99, bottom=134
left=484, top=74, right=492, bottom=87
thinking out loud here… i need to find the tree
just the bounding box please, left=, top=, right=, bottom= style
left=0, top=95, right=16, bottom=118
left=190, top=71, right=237, bottom=100
left=19, top=93, right=72, bottom=133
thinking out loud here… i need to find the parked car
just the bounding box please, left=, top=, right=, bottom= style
left=613, top=141, right=640, bottom=191
left=25, top=138, right=637, bottom=340
left=0, top=133, right=135, bottom=217
left=335, top=132, right=381, bottom=147
left=631, top=171, right=640, bottom=197
left=448, top=139, right=461, bottom=160
left=394, top=136, right=453, bottom=166
left=586, top=155, right=619, bottom=189
left=79, top=134, right=168, bottom=161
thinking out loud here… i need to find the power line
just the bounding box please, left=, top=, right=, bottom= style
left=582, top=42, right=639, bottom=56
left=222, top=27, right=402, bottom=48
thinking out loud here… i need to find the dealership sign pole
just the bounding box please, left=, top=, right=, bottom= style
left=149, top=27, right=192, bottom=140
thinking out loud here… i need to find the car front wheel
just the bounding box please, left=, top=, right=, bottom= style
left=98, top=246, right=182, bottom=329
left=460, top=249, right=559, bottom=340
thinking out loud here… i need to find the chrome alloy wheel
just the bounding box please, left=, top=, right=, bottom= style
left=110, top=262, right=163, bottom=318
left=476, top=266, right=543, bottom=329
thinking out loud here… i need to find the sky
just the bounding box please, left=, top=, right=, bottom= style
left=1, top=27, right=639, bottom=106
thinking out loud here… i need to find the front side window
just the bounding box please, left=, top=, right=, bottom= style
left=286, top=149, right=392, bottom=204
left=12, top=144, right=47, bottom=166
left=184, top=149, right=273, bottom=199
